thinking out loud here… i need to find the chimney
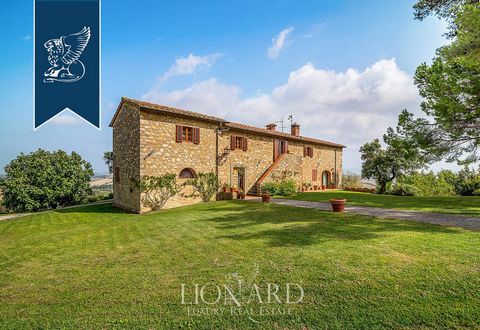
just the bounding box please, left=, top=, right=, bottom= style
left=291, top=122, right=300, bottom=136
left=266, top=123, right=277, bottom=131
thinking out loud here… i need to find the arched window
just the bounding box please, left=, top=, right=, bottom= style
left=179, top=168, right=196, bottom=179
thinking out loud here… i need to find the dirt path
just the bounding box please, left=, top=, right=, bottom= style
left=264, top=198, right=480, bottom=231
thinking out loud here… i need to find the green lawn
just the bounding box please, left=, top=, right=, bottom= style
left=290, top=190, right=480, bottom=216
left=0, top=202, right=479, bottom=329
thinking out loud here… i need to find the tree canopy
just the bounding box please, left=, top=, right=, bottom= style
left=1, top=149, right=94, bottom=212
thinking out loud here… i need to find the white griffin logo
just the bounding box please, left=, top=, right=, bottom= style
left=43, top=26, right=91, bottom=83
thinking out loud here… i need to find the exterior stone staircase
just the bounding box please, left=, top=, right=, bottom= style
left=247, top=153, right=286, bottom=196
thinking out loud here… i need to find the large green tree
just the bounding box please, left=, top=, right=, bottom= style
left=2, top=149, right=94, bottom=212
left=401, top=1, right=480, bottom=164
left=360, top=128, right=431, bottom=194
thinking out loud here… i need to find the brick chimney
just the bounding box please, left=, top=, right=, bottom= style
left=291, top=122, right=300, bottom=136
left=266, top=123, right=277, bottom=131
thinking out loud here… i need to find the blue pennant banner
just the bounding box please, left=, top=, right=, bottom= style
left=34, top=0, right=100, bottom=129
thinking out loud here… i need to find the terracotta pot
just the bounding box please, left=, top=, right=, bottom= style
left=322, top=185, right=326, bottom=190
left=223, top=187, right=227, bottom=192
left=230, top=188, right=235, bottom=192
left=261, top=194, right=271, bottom=203
left=330, top=199, right=346, bottom=212
left=240, top=194, right=245, bottom=200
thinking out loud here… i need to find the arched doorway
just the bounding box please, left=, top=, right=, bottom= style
left=322, top=170, right=330, bottom=188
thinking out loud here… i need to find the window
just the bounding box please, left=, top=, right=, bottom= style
left=304, top=146, right=313, bottom=158
left=183, top=127, right=193, bottom=142
left=176, top=125, right=200, bottom=144
left=230, top=135, right=248, bottom=151
left=114, top=167, right=120, bottom=183
left=312, top=169, right=318, bottom=181
left=179, top=168, right=196, bottom=179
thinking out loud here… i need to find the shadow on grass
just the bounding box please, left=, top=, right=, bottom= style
left=54, top=203, right=128, bottom=215
left=200, top=201, right=460, bottom=247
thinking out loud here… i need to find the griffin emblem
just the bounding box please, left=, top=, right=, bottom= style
left=43, top=26, right=91, bottom=83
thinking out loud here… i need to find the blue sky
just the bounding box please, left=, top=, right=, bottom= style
left=0, top=0, right=448, bottom=174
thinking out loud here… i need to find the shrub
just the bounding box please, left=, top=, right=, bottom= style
left=262, top=179, right=297, bottom=196
left=387, top=182, right=419, bottom=196
left=184, top=172, right=219, bottom=202
left=139, top=174, right=179, bottom=210
left=454, top=166, right=480, bottom=196
left=342, top=172, right=362, bottom=189
left=2, top=149, right=93, bottom=212
left=398, top=171, right=456, bottom=197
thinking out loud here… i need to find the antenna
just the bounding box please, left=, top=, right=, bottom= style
left=288, top=114, right=293, bottom=125
left=274, top=116, right=287, bottom=132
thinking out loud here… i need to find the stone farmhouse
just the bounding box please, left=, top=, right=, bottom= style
left=110, top=97, right=345, bottom=213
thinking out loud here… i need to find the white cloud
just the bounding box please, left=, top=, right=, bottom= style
left=162, top=53, right=221, bottom=82
left=143, top=58, right=420, bottom=172
left=267, top=27, right=294, bottom=59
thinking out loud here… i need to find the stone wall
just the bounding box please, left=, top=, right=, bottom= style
left=112, top=103, right=141, bottom=212
left=113, top=106, right=343, bottom=213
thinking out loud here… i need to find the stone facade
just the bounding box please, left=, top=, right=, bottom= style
left=111, top=98, right=344, bottom=213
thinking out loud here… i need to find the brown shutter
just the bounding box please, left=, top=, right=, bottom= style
left=242, top=137, right=248, bottom=151
left=284, top=141, right=288, bottom=154
left=193, top=127, right=200, bottom=144
left=303, top=146, right=306, bottom=157
left=310, top=148, right=313, bottom=157
left=176, top=125, right=183, bottom=142
left=230, top=135, right=236, bottom=150
left=312, top=169, right=317, bottom=181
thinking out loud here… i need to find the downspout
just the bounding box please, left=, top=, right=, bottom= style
left=334, top=149, right=337, bottom=188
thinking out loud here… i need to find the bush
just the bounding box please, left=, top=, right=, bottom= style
left=387, top=183, right=419, bottom=196
left=185, top=172, right=219, bottom=202
left=342, top=172, right=362, bottom=189
left=397, top=171, right=456, bottom=197
left=454, top=166, right=480, bottom=196
left=2, top=149, right=93, bottom=212
left=262, top=179, right=297, bottom=196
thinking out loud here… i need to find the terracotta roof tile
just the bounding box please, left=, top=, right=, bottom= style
left=110, top=97, right=345, bottom=148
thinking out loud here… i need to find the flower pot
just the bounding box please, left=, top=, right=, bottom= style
left=261, top=194, right=271, bottom=203
left=322, top=185, right=326, bottom=190
left=230, top=188, right=235, bottom=192
left=330, top=199, right=346, bottom=212
left=223, top=187, right=227, bottom=192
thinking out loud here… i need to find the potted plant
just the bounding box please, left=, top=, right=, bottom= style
left=237, top=189, right=245, bottom=199
left=330, top=199, right=346, bottom=212
left=222, top=183, right=229, bottom=192
left=261, top=190, right=271, bottom=203
left=230, top=186, right=235, bottom=193
left=322, top=185, right=326, bottom=190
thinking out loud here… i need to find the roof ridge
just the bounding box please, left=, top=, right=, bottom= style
left=113, top=97, right=345, bottom=148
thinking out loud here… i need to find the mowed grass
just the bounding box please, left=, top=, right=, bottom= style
left=0, top=202, right=479, bottom=329
left=290, top=190, right=480, bottom=216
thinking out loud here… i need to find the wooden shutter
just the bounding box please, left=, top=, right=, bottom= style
left=312, top=169, right=318, bottom=181
left=242, top=137, right=248, bottom=151
left=310, top=148, right=314, bottom=157
left=176, top=125, right=183, bottom=142
left=193, top=127, right=200, bottom=144
left=283, top=141, right=288, bottom=154
left=303, top=146, right=306, bottom=157
left=230, top=135, right=236, bottom=150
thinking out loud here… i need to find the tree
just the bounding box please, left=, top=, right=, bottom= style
left=402, top=1, right=480, bottom=164
left=413, top=0, right=478, bottom=37
left=103, top=151, right=114, bottom=174
left=360, top=127, right=430, bottom=193
left=139, top=174, right=179, bottom=210
left=2, top=149, right=94, bottom=212
left=185, top=172, right=219, bottom=202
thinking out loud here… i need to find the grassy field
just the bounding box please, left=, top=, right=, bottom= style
left=0, top=201, right=479, bottom=329
left=290, top=190, right=480, bottom=216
